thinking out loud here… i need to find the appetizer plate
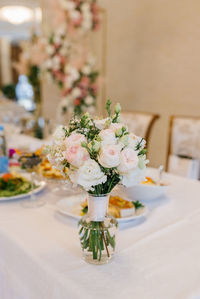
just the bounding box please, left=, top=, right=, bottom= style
left=56, top=195, right=148, bottom=223
left=0, top=180, right=46, bottom=201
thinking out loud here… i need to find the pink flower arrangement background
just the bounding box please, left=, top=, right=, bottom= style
left=59, top=0, right=100, bottom=33
left=44, top=25, right=99, bottom=116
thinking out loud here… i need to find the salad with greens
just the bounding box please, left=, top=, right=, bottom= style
left=0, top=173, right=36, bottom=197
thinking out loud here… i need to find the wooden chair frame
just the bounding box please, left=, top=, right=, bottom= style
left=166, top=115, right=200, bottom=171
left=121, top=110, right=160, bottom=146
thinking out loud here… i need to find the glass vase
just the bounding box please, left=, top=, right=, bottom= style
left=78, top=194, right=118, bottom=265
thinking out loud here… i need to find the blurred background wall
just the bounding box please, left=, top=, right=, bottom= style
left=13, top=0, right=200, bottom=168
left=97, top=0, right=200, bottom=168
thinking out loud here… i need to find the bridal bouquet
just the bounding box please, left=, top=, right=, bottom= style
left=45, top=100, right=147, bottom=193
left=45, top=100, right=148, bottom=264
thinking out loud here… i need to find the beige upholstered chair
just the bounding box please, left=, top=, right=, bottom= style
left=166, top=115, right=200, bottom=179
left=120, top=111, right=159, bottom=145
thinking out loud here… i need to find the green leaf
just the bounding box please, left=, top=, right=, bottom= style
left=132, top=200, right=144, bottom=209
left=106, top=99, right=112, bottom=117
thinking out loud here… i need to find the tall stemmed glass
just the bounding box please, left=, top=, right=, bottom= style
left=19, top=155, right=45, bottom=208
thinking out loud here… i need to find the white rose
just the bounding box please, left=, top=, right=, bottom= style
left=46, top=45, right=54, bottom=55
left=118, top=148, right=139, bottom=174
left=70, top=10, right=81, bottom=20
left=82, top=65, right=91, bottom=75
left=99, top=129, right=117, bottom=146
left=81, top=3, right=90, bottom=12
left=52, top=56, right=60, bottom=70
left=65, top=133, right=86, bottom=148
left=64, top=76, right=73, bottom=89
left=59, top=46, right=69, bottom=56
left=85, top=96, right=94, bottom=105
left=121, top=167, right=146, bottom=187
left=98, top=145, right=121, bottom=168
left=54, top=35, right=61, bottom=45
left=45, top=59, right=53, bottom=69
left=71, top=87, right=82, bottom=98
left=69, top=159, right=107, bottom=191
left=94, top=118, right=109, bottom=130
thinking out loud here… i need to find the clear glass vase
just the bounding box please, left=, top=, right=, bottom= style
left=78, top=194, right=118, bottom=265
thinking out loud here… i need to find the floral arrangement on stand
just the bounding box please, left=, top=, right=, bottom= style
left=59, top=0, right=100, bottom=33
left=44, top=26, right=99, bottom=116
left=45, top=100, right=148, bottom=264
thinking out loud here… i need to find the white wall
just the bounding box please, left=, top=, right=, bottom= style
left=41, top=0, right=200, bottom=167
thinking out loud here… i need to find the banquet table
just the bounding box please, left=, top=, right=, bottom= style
left=0, top=168, right=200, bottom=299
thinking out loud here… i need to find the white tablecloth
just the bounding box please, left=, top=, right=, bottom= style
left=0, top=168, right=200, bottom=299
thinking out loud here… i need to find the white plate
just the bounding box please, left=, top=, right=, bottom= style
left=0, top=180, right=46, bottom=201
left=56, top=194, right=148, bottom=223
left=116, top=184, right=169, bottom=202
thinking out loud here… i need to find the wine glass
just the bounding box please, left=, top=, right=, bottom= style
left=19, top=155, right=45, bottom=208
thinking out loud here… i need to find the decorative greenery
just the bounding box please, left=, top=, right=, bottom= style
left=132, top=200, right=144, bottom=209
left=1, top=84, right=16, bottom=100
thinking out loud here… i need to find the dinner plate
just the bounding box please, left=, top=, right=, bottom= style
left=0, top=180, right=46, bottom=201
left=56, top=194, right=148, bottom=223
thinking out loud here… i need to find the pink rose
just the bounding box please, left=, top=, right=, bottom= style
left=65, top=133, right=86, bottom=148
left=118, top=148, right=139, bottom=174
left=98, top=145, right=120, bottom=168
left=65, top=145, right=89, bottom=168
left=79, top=76, right=90, bottom=88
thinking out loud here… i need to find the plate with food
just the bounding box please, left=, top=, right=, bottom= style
left=123, top=176, right=169, bottom=201
left=37, top=159, right=64, bottom=180
left=56, top=194, right=148, bottom=223
left=0, top=173, right=46, bottom=201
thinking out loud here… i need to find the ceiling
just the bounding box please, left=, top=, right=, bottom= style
left=0, top=0, right=41, bottom=42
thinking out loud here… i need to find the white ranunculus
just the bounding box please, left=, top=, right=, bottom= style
left=121, top=167, right=146, bottom=187
left=118, top=148, right=139, bottom=174
left=98, top=145, right=121, bottom=168
left=94, top=118, right=109, bottom=130
left=71, top=87, right=82, bottom=98
left=46, top=45, right=54, bottom=56
left=85, top=96, right=94, bottom=105
left=69, top=160, right=107, bottom=191
left=99, top=129, right=117, bottom=146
